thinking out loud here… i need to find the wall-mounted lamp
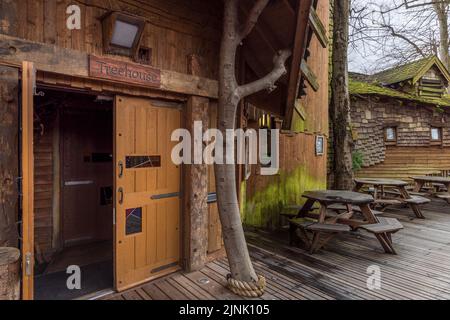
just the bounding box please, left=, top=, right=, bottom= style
left=102, top=12, right=146, bottom=59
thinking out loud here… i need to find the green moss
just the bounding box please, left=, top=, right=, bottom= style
left=349, top=80, right=450, bottom=107
left=240, top=165, right=326, bottom=228
left=291, top=112, right=306, bottom=133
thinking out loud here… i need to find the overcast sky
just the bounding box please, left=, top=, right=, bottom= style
left=348, top=0, right=441, bottom=74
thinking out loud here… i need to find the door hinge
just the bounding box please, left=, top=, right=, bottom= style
left=25, top=252, right=32, bottom=276
left=113, top=208, right=116, bottom=225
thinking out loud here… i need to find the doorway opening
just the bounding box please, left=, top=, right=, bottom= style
left=33, top=88, right=114, bottom=300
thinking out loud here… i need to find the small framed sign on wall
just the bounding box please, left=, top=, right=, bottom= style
left=315, top=135, right=324, bottom=156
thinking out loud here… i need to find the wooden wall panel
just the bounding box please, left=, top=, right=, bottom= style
left=34, top=120, right=54, bottom=259
left=9, top=0, right=221, bottom=79
left=357, top=146, right=450, bottom=182
left=292, top=0, right=329, bottom=136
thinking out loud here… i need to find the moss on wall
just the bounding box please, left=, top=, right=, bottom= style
left=240, top=165, right=326, bottom=228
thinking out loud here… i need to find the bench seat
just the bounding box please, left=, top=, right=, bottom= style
left=404, top=195, right=431, bottom=205
left=361, top=217, right=403, bottom=234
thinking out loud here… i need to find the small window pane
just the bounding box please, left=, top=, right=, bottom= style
left=126, top=207, right=142, bottom=235
left=431, top=128, right=442, bottom=141
left=385, top=127, right=396, bottom=141
left=126, top=155, right=161, bottom=168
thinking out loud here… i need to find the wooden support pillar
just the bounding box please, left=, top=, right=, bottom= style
left=0, top=247, right=20, bottom=300
left=0, top=66, right=19, bottom=247
left=183, top=96, right=209, bottom=271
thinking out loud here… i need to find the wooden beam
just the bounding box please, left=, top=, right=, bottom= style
left=301, top=59, right=320, bottom=92
left=183, top=96, right=209, bottom=272
left=0, top=65, right=19, bottom=248
left=309, top=7, right=328, bottom=48
left=0, top=34, right=218, bottom=99
left=284, top=0, right=313, bottom=130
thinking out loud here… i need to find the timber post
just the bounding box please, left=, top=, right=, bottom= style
left=0, top=247, right=20, bottom=300
left=183, top=96, right=209, bottom=271
left=0, top=65, right=19, bottom=248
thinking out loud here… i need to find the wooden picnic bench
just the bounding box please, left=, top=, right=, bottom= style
left=354, top=178, right=430, bottom=219
left=411, top=176, right=450, bottom=204
left=288, top=190, right=403, bottom=254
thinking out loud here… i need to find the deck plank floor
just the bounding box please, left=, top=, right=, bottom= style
left=104, top=199, right=450, bottom=300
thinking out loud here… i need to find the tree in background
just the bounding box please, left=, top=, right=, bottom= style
left=330, top=0, right=354, bottom=190
left=350, top=0, right=450, bottom=73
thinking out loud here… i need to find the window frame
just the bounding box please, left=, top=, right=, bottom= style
left=430, top=126, right=443, bottom=143
left=384, top=126, right=397, bottom=144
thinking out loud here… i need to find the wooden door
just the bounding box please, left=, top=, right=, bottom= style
left=114, top=96, right=181, bottom=291
left=21, top=62, right=35, bottom=300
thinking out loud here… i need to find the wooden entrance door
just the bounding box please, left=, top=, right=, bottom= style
left=114, top=96, right=181, bottom=291
left=21, top=62, right=35, bottom=300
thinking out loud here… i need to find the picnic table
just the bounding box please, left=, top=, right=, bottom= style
left=411, top=176, right=450, bottom=204
left=288, top=190, right=403, bottom=254
left=354, top=178, right=430, bottom=219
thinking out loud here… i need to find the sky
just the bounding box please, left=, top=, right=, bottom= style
left=348, top=0, right=442, bottom=74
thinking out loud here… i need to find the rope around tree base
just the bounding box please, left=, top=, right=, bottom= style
left=226, top=274, right=266, bottom=298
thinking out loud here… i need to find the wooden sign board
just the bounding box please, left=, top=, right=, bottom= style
left=89, top=55, right=161, bottom=88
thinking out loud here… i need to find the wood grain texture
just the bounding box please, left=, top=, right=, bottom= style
left=104, top=199, right=450, bottom=300
left=115, top=96, right=181, bottom=291
left=0, top=34, right=218, bottom=98
left=184, top=96, right=209, bottom=271
left=0, top=65, right=19, bottom=247
left=21, top=61, right=35, bottom=300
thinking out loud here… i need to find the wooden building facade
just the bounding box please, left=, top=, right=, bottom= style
left=0, top=0, right=329, bottom=299
left=349, top=56, right=450, bottom=181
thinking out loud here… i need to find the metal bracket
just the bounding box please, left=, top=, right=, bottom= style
left=25, top=252, right=32, bottom=276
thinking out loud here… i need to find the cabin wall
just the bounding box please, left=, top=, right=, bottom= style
left=240, top=0, right=330, bottom=229
left=352, top=96, right=450, bottom=180
left=12, top=0, right=221, bottom=79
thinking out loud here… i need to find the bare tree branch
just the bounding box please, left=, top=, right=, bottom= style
left=235, top=49, right=291, bottom=99
left=239, top=0, right=270, bottom=41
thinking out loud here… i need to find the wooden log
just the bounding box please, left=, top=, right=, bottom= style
left=0, top=65, right=19, bottom=247
left=183, top=96, right=209, bottom=271
left=0, top=247, right=20, bottom=300
left=0, top=34, right=218, bottom=99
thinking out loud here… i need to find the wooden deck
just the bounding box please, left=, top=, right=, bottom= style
left=104, top=199, right=450, bottom=300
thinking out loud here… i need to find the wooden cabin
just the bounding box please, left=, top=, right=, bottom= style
left=349, top=56, right=450, bottom=181
left=0, top=0, right=329, bottom=300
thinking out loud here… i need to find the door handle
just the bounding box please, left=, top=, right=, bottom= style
left=118, top=161, right=124, bottom=178
left=118, top=187, right=124, bottom=205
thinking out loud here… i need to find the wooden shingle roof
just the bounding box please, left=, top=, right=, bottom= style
left=371, top=56, right=450, bottom=85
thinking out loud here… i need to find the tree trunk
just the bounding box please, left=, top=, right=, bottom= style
left=0, top=66, right=19, bottom=248
left=215, top=0, right=257, bottom=283
left=215, top=0, right=291, bottom=284
left=0, top=247, right=20, bottom=300
left=433, top=2, right=450, bottom=70
left=331, top=0, right=354, bottom=190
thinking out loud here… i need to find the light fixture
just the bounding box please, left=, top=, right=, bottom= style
left=102, top=12, right=146, bottom=59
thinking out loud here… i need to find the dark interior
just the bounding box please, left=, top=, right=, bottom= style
left=33, top=88, right=114, bottom=300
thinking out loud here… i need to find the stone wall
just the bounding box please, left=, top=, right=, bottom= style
left=351, top=96, right=450, bottom=167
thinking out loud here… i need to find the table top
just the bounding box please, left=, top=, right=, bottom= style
left=410, top=176, right=450, bottom=184
left=354, top=178, right=409, bottom=187
left=303, top=190, right=374, bottom=205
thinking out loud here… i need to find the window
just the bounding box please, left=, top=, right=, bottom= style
left=126, top=207, right=142, bottom=235
left=384, top=127, right=397, bottom=142
left=315, top=136, right=324, bottom=156
left=431, top=127, right=442, bottom=141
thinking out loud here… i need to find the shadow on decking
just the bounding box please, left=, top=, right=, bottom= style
left=104, top=199, right=450, bottom=300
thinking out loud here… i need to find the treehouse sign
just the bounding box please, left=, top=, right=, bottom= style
left=88, top=55, right=161, bottom=87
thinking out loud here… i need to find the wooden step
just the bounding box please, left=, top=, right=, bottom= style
left=361, top=217, right=403, bottom=234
